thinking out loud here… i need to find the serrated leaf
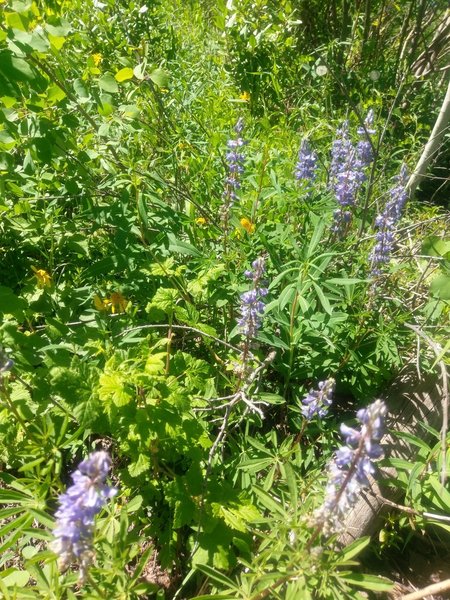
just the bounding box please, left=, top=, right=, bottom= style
left=98, top=372, right=132, bottom=407
left=115, top=67, right=134, bottom=82
left=128, top=454, right=150, bottom=478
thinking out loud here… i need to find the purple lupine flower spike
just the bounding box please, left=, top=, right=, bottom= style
left=356, top=109, right=376, bottom=168
left=301, top=378, right=335, bottom=420
left=295, top=140, right=318, bottom=183
left=313, top=399, right=387, bottom=535
left=224, top=118, right=247, bottom=205
left=238, top=257, right=268, bottom=340
left=330, top=113, right=375, bottom=236
left=51, top=451, right=117, bottom=582
left=370, top=164, right=408, bottom=275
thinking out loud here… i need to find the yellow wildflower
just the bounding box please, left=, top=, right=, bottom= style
left=93, top=294, right=111, bottom=312
left=32, top=266, right=52, bottom=288
left=240, top=217, right=255, bottom=234
left=195, top=217, right=207, bottom=226
left=240, top=91, right=250, bottom=102
left=110, top=292, right=128, bottom=314
left=92, top=53, right=102, bottom=66
left=94, top=292, right=128, bottom=314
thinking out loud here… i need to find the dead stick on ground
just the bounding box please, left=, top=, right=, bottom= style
left=401, top=578, right=450, bottom=600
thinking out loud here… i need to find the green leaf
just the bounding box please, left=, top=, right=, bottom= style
left=195, top=564, right=238, bottom=591
left=125, top=495, right=143, bottom=513
left=338, top=536, right=371, bottom=562
left=430, top=273, right=450, bottom=300
left=0, top=286, right=27, bottom=316
left=312, top=281, right=332, bottom=314
left=98, top=73, right=119, bottom=93
left=115, top=67, right=134, bottom=82
left=73, top=78, right=89, bottom=98
left=149, top=68, right=169, bottom=88
left=1, top=569, right=30, bottom=587
left=168, top=233, right=202, bottom=257
left=128, top=454, right=150, bottom=478
left=421, top=236, right=450, bottom=258
left=98, top=372, right=132, bottom=407
left=0, top=51, right=37, bottom=82
left=338, top=572, right=393, bottom=592
left=252, top=486, right=285, bottom=517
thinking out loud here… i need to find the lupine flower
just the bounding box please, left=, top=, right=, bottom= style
left=370, top=164, right=408, bottom=275
left=301, top=378, right=335, bottom=420
left=238, top=257, right=268, bottom=339
left=313, top=399, right=387, bottom=535
left=295, top=139, right=317, bottom=183
left=51, top=451, right=117, bottom=582
left=330, top=112, right=375, bottom=236
left=356, top=109, right=376, bottom=168
left=224, top=117, right=246, bottom=204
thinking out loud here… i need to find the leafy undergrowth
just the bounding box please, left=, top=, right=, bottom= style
left=0, top=0, right=449, bottom=598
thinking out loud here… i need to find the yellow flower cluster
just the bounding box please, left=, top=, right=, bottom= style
left=32, top=266, right=52, bottom=288
left=240, top=217, right=255, bottom=233
left=94, top=292, right=128, bottom=314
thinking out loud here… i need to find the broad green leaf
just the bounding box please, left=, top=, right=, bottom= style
left=98, top=73, right=119, bottom=93
left=99, top=372, right=132, bottom=407
left=421, top=236, right=450, bottom=258
left=1, top=569, right=30, bottom=587
left=430, top=273, right=450, bottom=300
left=149, top=68, right=169, bottom=88
left=48, top=34, right=66, bottom=50
left=115, top=67, right=134, bottom=82
left=47, top=84, right=66, bottom=102
left=73, top=78, right=89, bottom=98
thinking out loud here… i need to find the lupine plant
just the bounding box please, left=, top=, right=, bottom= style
left=370, top=164, right=409, bottom=275
left=0, top=1, right=448, bottom=599
left=51, top=452, right=117, bottom=583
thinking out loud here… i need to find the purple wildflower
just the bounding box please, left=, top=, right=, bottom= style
left=223, top=119, right=247, bottom=204
left=370, top=164, right=408, bottom=275
left=330, top=112, right=375, bottom=236
left=51, top=451, right=117, bottom=582
left=295, top=139, right=317, bottom=183
left=301, top=378, right=335, bottom=420
left=238, top=257, right=268, bottom=339
left=313, top=399, right=387, bottom=535
left=356, top=109, right=376, bottom=168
